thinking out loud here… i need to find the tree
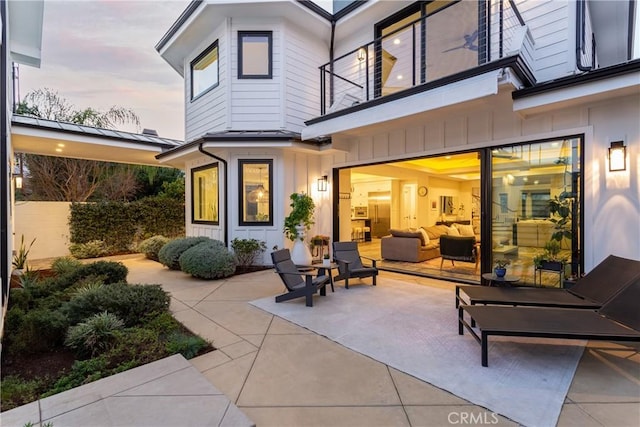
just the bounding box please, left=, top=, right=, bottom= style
left=16, top=88, right=140, bottom=129
left=16, top=88, right=177, bottom=202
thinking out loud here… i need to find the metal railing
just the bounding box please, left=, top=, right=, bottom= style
left=320, top=0, right=528, bottom=115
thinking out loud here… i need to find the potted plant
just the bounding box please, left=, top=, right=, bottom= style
left=493, top=259, right=510, bottom=278
left=533, top=240, right=566, bottom=271
left=283, top=193, right=315, bottom=265
left=323, top=253, right=331, bottom=266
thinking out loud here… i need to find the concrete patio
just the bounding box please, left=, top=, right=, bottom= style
left=3, top=254, right=639, bottom=426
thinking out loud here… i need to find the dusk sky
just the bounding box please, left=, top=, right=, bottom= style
left=19, top=0, right=190, bottom=140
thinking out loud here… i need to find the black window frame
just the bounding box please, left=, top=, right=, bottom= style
left=238, top=159, right=274, bottom=226
left=238, top=31, right=273, bottom=79
left=190, top=40, right=219, bottom=101
left=191, top=162, right=220, bottom=225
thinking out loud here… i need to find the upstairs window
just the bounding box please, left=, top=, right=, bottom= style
left=191, top=41, right=219, bottom=99
left=238, top=31, right=272, bottom=79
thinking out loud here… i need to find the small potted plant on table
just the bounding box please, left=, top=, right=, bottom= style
left=283, top=193, right=315, bottom=265
left=493, top=259, right=510, bottom=278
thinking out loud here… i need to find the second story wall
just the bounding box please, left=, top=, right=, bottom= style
left=230, top=18, right=283, bottom=131
left=185, top=20, right=229, bottom=142
left=284, top=20, right=327, bottom=131
left=184, top=15, right=328, bottom=140
left=519, top=0, right=576, bottom=82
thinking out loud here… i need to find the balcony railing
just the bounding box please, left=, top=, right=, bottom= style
left=320, top=0, right=530, bottom=115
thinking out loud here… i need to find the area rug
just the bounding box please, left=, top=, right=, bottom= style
left=250, top=278, right=585, bottom=427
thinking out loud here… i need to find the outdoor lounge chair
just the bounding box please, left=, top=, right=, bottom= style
left=459, top=275, right=640, bottom=366
left=332, top=241, right=378, bottom=289
left=455, top=255, right=640, bottom=309
left=271, top=249, right=330, bottom=307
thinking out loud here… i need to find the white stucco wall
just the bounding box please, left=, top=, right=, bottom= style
left=14, top=201, right=71, bottom=261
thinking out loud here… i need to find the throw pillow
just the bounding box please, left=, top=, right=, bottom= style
left=455, top=224, right=475, bottom=237
left=418, top=228, right=430, bottom=246
left=447, top=226, right=460, bottom=236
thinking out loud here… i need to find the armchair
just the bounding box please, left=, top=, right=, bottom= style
left=332, top=241, right=378, bottom=289
left=439, top=235, right=479, bottom=272
left=271, top=249, right=330, bottom=307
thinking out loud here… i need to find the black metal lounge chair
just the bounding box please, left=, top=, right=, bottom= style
left=456, top=255, right=640, bottom=309
left=459, top=275, right=640, bottom=366
left=332, top=241, right=378, bottom=289
left=271, top=249, right=330, bottom=307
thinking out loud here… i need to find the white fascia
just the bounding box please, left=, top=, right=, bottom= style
left=302, top=69, right=503, bottom=140
left=513, top=71, right=640, bottom=116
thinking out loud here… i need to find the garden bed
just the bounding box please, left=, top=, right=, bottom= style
left=1, top=258, right=213, bottom=411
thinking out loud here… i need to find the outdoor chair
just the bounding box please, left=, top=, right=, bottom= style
left=440, top=235, right=479, bottom=272
left=271, top=249, right=330, bottom=307
left=332, top=241, right=378, bottom=289
left=459, top=275, right=640, bottom=367
left=456, top=254, right=640, bottom=310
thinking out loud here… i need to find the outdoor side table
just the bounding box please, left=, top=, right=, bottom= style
left=308, top=262, right=339, bottom=292
left=481, top=273, right=520, bottom=287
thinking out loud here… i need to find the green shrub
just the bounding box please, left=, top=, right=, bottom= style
left=231, top=238, right=267, bottom=266
left=69, top=240, right=109, bottom=259
left=157, top=236, right=213, bottom=270
left=105, top=327, right=167, bottom=368
left=136, top=196, right=185, bottom=238
left=73, top=261, right=128, bottom=284
left=63, top=283, right=169, bottom=326
left=51, top=256, right=83, bottom=276
left=145, top=311, right=183, bottom=336
left=165, top=332, right=208, bottom=359
left=179, top=241, right=236, bottom=279
left=10, top=308, right=69, bottom=354
left=138, top=235, right=170, bottom=261
left=1, top=376, right=44, bottom=411
left=44, top=356, right=110, bottom=397
left=65, top=312, right=125, bottom=357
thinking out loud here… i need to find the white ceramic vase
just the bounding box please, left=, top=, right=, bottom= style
left=290, top=224, right=312, bottom=265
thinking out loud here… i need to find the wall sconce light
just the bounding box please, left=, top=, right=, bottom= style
left=356, top=48, right=366, bottom=62
left=13, top=174, right=23, bottom=189
left=317, top=175, right=328, bottom=192
left=608, top=141, right=626, bottom=171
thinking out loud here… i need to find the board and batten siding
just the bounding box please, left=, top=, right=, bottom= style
left=329, top=88, right=639, bottom=273
left=185, top=21, right=229, bottom=142
left=185, top=148, right=328, bottom=265
left=284, top=20, right=327, bottom=131
left=230, top=19, right=282, bottom=130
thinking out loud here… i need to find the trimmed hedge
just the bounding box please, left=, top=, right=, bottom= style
left=157, top=236, right=214, bottom=270
left=179, top=241, right=236, bottom=279
left=69, top=196, right=184, bottom=256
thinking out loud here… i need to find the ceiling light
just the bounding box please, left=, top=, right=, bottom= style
left=397, top=75, right=403, bottom=80
left=55, top=148, right=62, bottom=152
left=57, top=143, right=65, bottom=147
left=534, top=180, right=539, bottom=185
left=393, top=38, right=400, bottom=45
left=523, top=177, right=528, bottom=182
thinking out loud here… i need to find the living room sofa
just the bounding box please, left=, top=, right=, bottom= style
left=381, top=225, right=449, bottom=262
left=381, top=223, right=479, bottom=263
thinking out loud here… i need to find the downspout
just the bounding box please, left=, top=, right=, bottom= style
left=576, top=0, right=592, bottom=72
left=329, top=19, right=336, bottom=107
left=1, top=0, right=10, bottom=311
left=198, top=144, right=228, bottom=247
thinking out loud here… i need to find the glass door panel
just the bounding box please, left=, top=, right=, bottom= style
left=490, top=138, right=581, bottom=287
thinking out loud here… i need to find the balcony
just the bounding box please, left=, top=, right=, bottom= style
left=317, top=0, right=535, bottom=118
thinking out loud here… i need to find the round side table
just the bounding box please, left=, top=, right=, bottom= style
left=481, top=273, right=520, bottom=287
